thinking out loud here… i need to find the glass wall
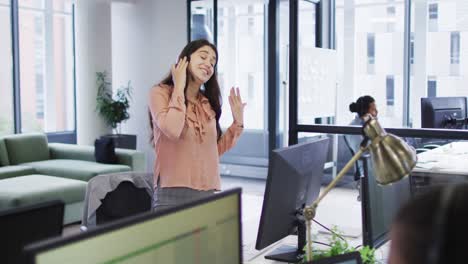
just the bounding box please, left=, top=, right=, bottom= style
left=0, top=0, right=14, bottom=135
left=18, top=0, right=75, bottom=133
left=335, top=0, right=405, bottom=128
left=217, top=0, right=265, bottom=130
left=410, top=0, right=468, bottom=128
left=190, top=0, right=214, bottom=42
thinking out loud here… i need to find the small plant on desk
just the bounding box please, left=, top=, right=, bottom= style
left=304, top=226, right=376, bottom=264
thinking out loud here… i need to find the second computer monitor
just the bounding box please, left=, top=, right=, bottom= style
left=256, top=138, right=329, bottom=262
left=421, top=96, right=467, bottom=129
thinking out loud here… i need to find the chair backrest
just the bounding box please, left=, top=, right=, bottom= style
left=96, top=181, right=151, bottom=225
left=0, top=200, right=64, bottom=264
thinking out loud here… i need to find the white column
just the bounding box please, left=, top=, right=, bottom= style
left=412, top=0, right=428, bottom=128
left=336, top=0, right=355, bottom=125
left=75, top=0, right=112, bottom=145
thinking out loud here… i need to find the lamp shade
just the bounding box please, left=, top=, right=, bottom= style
left=363, top=118, right=417, bottom=185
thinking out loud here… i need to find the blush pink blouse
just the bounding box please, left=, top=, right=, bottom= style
left=148, top=84, right=243, bottom=191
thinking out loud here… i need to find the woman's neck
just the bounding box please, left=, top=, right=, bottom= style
left=186, top=81, right=201, bottom=101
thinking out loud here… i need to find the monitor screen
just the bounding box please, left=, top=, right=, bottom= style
left=255, top=138, right=329, bottom=262
left=26, top=189, right=242, bottom=264
left=361, top=157, right=411, bottom=248
left=0, top=200, right=64, bottom=264
left=421, top=97, right=467, bottom=129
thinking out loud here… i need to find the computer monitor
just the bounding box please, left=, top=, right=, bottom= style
left=360, top=156, right=411, bottom=248
left=306, top=251, right=362, bottom=264
left=0, top=200, right=64, bottom=264
left=421, top=97, right=467, bottom=129
left=25, top=189, right=242, bottom=264
left=255, top=138, right=329, bottom=263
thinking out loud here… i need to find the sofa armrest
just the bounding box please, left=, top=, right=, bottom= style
left=115, top=148, right=146, bottom=171
left=49, top=143, right=145, bottom=171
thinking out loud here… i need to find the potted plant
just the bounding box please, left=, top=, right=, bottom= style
left=95, top=71, right=136, bottom=149
left=305, top=226, right=376, bottom=264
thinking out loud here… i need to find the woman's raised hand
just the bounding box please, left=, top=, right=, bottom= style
left=228, top=87, right=246, bottom=126
left=171, top=56, right=188, bottom=93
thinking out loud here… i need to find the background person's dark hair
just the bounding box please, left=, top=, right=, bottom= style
left=349, top=95, right=375, bottom=117
left=392, top=184, right=468, bottom=264
left=149, top=39, right=222, bottom=146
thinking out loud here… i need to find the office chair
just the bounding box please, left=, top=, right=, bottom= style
left=96, top=181, right=151, bottom=225
left=343, top=135, right=365, bottom=202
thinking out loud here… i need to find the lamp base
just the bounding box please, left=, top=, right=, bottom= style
left=264, top=245, right=304, bottom=263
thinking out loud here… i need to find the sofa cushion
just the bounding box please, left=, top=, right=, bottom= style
left=4, top=133, right=49, bottom=165
left=21, top=159, right=131, bottom=181
left=0, top=175, right=87, bottom=210
left=0, top=138, right=10, bottom=166
left=0, top=165, right=36, bottom=180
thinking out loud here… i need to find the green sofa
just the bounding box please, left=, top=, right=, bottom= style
left=0, top=133, right=145, bottom=224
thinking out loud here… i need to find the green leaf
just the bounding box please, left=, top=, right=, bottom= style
left=95, top=71, right=133, bottom=130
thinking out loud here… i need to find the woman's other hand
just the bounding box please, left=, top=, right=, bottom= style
left=228, top=87, right=246, bottom=126
left=171, top=56, right=188, bottom=93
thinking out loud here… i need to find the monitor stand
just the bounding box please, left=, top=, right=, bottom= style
left=264, top=217, right=306, bottom=263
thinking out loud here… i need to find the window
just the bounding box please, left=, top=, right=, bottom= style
left=450, top=31, right=460, bottom=65
left=410, top=0, right=467, bottom=127
left=18, top=0, right=75, bottom=133
left=367, top=33, right=375, bottom=65
left=410, top=33, right=414, bottom=64
left=190, top=0, right=214, bottom=42
left=386, top=75, right=395, bottom=106
left=428, top=3, right=438, bottom=20
left=427, top=77, right=437, bottom=98
left=0, top=0, right=14, bottom=135
left=217, top=0, right=265, bottom=130
left=336, top=1, right=405, bottom=127
left=247, top=73, right=254, bottom=101
left=428, top=3, right=438, bottom=32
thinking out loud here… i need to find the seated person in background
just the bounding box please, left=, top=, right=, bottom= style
left=344, top=95, right=378, bottom=179
left=388, top=184, right=468, bottom=264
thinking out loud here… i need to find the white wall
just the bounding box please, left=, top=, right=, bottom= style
left=75, top=0, right=113, bottom=145
left=111, top=0, right=187, bottom=172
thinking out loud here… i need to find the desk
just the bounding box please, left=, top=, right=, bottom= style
left=412, top=141, right=468, bottom=193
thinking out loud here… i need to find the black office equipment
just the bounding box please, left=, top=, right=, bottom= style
left=421, top=97, right=467, bottom=129
left=305, top=251, right=362, bottom=264
left=360, top=157, right=411, bottom=248
left=26, top=189, right=242, bottom=264
left=0, top=200, right=64, bottom=264
left=255, top=138, right=329, bottom=263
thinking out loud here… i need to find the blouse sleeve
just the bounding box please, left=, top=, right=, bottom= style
left=148, top=85, right=186, bottom=141
left=217, top=122, right=243, bottom=156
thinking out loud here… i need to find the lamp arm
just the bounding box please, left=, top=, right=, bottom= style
left=304, top=145, right=369, bottom=262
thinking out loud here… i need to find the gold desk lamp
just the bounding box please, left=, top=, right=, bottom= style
left=303, top=117, right=417, bottom=262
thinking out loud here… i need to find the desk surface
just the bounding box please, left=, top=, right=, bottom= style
left=413, top=141, right=468, bottom=176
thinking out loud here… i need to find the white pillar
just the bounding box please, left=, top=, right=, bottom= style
left=336, top=0, right=355, bottom=125
left=75, top=0, right=112, bottom=145
left=412, top=0, right=428, bottom=128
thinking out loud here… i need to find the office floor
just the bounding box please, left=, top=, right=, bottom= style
left=63, top=175, right=390, bottom=263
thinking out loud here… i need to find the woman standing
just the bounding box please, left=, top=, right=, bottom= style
left=148, top=39, right=245, bottom=211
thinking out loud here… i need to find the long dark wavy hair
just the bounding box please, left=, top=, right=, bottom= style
left=149, top=39, right=222, bottom=146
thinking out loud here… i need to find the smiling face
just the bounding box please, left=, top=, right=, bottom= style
left=188, top=45, right=217, bottom=85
